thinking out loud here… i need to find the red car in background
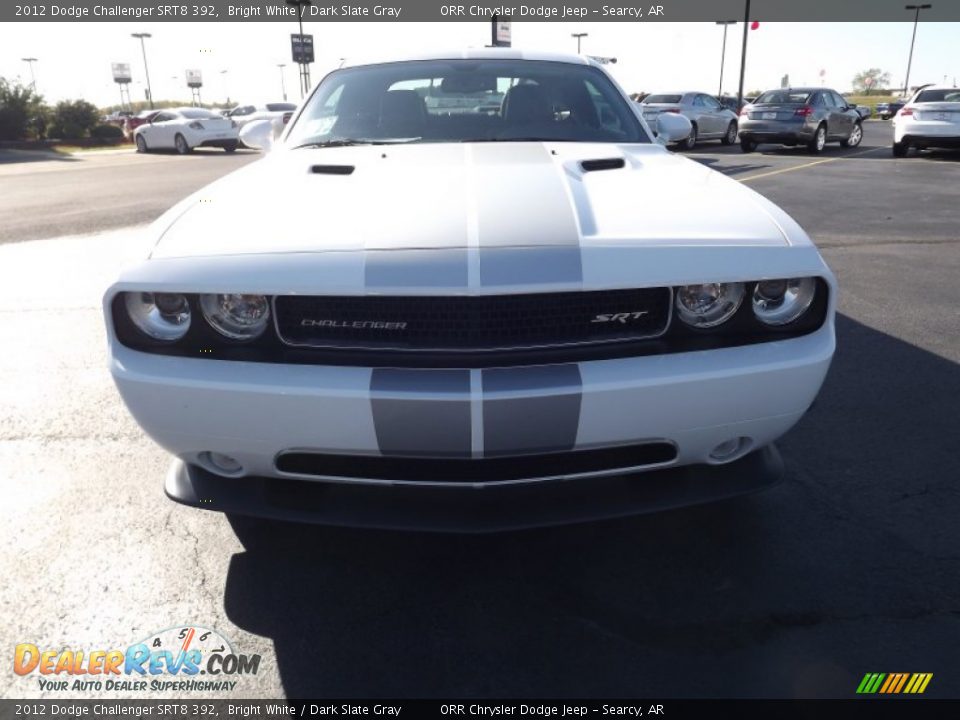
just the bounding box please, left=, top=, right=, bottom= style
left=123, top=110, right=161, bottom=138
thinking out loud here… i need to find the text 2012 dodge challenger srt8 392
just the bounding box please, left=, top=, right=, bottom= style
left=104, top=50, right=836, bottom=533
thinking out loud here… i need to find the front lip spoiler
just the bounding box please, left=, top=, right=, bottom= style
left=165, top=445, right=784, bottom=533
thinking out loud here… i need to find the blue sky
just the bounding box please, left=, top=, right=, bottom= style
left=3, top=21, right=958, bottom=107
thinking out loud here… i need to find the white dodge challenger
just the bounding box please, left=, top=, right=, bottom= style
left=104, top=50, right=836, bottom=533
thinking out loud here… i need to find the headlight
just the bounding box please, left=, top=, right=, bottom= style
left=124, top=292, right=191, bottom=341
left=675, top=283, right=745, bottom=328
left=200, top=294, right=271, bottom=340
left=752, top=277, right=816, bottom=325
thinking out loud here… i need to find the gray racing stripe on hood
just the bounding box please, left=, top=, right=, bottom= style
left=364, top=248, right=469, bottom=288
left=371, top=369, right=471, bottom=457
left=482, top=364, right=582, bottom=457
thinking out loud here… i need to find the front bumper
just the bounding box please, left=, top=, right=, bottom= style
left=166, top=445, right=784, bottom=532
left=110, top=321, right=834, bottom=484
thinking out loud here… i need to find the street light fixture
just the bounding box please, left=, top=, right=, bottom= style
left=571, top=32, right=588, bottom=54
left=715, top=21, right=736, bottom=98
left=277, top=64, right=288, bottom=101
left=21, top=58, right=38, bottom=91
left=131, top=32, right=154, bottom=109
left=903, top=3, right=932, bottom=97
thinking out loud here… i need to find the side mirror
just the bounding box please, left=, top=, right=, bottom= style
left=655, top=112, right=693, bottom=145
left=240, top=119, right=274, bottom=152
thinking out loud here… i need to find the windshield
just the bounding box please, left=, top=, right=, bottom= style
left=284, top=59, right=649, bottom=147
left=915, top=89, right=960, bottom=103
left=755, top=90, right=813, bottom=104
left=643, top=94, right=682, bottom=104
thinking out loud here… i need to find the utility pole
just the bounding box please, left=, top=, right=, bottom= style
left=21, top=58, right=38, bottom=91
left=131, top=33, right=154, bottom=109
left=715, top=21, right=736, bottom=97
left=903, top=4, right=932, bottom=98
left=736, top=0, right=751, bottom=110
left=571, top=32, right=587, bottom=54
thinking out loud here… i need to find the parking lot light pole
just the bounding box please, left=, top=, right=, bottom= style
left=715, top=21, right=736, bottom=98
left=131, top=32, right=154, bottom=110
left=220, top=69, right=230, bottom=105
left=736, top=0, right=751, bottom=110
left=21, top=58, right=38, bottom=91
left=571, top=33, right=587, bottom=54
left=277, top=64, right=288, bottom=101
left=903, top=3, right=932, bottom=98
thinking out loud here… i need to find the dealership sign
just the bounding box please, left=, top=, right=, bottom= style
left=291, top=33, right=314, bottom=63
left=492, top=19, right=511, bottom=47
left=185, top=68, right=203, bottom=88
left=111, top=62, right=131, bottom=84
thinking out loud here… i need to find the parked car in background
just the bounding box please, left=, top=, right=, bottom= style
left=876, top=99, right=907, bottom=120
left=892, top=85, right=960, bottom=156
left=640, top=91, right=739, bottom=149
left=738, top=87, right=863, bottom=154
left=226, top=102, right=298, bottom=130
left=134, top=107, right=240, bottom=154
left=103, top=110, right=133, bottom=126
left=123, top=110, right=160, bottom=138
left=853, top=105, right=873, bottom=120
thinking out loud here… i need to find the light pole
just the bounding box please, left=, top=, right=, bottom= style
left=220, top=69, right=230, bottom=105
left=715, top=21, right=736, bottom=98
left=21, top=58, right=38, bottom=91
left=736, top=0, right=752, bottom=111
left=571, top=32, right=587, bottom=54
left=903, top=4, right=932, bottom=97
left=131, top=32, right=154, bottom=109
left=277, top=64, right=288, bottom=101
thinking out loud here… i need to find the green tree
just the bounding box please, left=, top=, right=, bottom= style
left=49, top=99, right=100, bottom=139
left=0, top=77, right=47, bottom=140
left=852, top=68, right=891, bottom=95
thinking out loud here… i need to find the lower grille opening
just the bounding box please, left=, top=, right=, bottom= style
left=275, top=442, right=678, bottom=484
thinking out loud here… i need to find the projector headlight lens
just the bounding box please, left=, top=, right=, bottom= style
left=124, top=292, right=191, bottom=341
left=675, top=282, right=745, bottom=328
left=200, top=294, right=271, bottom=340
left=752, top=277, right=816, bottom=326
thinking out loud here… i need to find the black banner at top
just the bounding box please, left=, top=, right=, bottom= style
left=5, top=0, right=960, bottom=22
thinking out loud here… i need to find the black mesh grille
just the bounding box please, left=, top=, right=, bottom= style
left=274, top=288, right=672, bottom=353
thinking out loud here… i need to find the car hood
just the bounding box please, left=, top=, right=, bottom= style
left=151, top=142, right=793, bottom=260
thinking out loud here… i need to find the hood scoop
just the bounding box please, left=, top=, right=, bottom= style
left=580, top=158, right=626, bottom=173
left=310, top=164, right=355, bottom=175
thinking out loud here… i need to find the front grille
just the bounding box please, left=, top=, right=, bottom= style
left=273, top=288, right=672, bottom=354
left=275, top=442, right=678, bottom=484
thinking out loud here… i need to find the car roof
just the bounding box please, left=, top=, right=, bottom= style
left=339, top=47, right=594, bottom=69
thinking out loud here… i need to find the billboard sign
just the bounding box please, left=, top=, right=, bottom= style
left=111, top=62, right=132, bottom=84
left=186, top=69, right=203, bottom=88
left=492, top=19, right=511, bottom=47
left=291, top=34, right=315, bottom=64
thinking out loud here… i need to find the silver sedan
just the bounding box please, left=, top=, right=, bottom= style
left=640, top=92, right=740, bottom=150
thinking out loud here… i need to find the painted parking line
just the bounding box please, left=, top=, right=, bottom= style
left=738, top=146, right=887, bottom=182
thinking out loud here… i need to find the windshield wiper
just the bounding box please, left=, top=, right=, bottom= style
left=291, top=137, right=421, bottom=149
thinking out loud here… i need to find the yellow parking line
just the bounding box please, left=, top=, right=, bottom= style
left=738, top=146, right=885, bottom=182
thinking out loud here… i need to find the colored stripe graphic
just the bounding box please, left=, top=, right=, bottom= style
left=857, top=672, right=933, bottom=694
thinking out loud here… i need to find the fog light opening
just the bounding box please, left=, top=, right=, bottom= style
left=198, top=451, right=244, bottom=477
left=709, top=437, right=753, bottom=463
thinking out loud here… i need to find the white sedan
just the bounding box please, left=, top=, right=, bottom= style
left=892, top=85, right=960, bottom=156
left=104, top=50, right=836, bottom=533
left=227, top=102, right=298, bottom=130
left=134, top=107, right=240, bottom=154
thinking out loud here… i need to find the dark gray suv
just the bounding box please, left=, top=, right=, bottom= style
left=738, top=87, right=863, bottom=154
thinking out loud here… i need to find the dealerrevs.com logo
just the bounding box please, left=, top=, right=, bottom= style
left=14, top=626, right=261, bottom=693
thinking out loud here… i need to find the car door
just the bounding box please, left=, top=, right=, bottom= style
left=832, top=91, right=856, bottom=137
left=145, top=112, right=174, bottom=147
left=821, top=92, right=843, bottom=139
left=689, top=94, right=713, bottom=136
left=700, top=94, right=728, bottom=136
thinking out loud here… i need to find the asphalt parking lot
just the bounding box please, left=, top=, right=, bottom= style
left=2, top=121, right=958, bottom=699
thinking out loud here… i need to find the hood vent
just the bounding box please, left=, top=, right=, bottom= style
left=310, top=165, right=355, bottom=175
left=580, top=158, right=626, bottom=173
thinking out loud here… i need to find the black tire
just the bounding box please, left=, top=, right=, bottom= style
left=892, top=141, right=909, bottom=157
left=739, top=138, right=758, bottom=153
left=721, top=121, right=738, bottom=145
left=807, top=124, right=827, bottom=154
left=174, top=133, right=191, bottom=155
left=223, top=142, right=237, bottom=153
left=840, top=122, right=863, bottom=148
left=135, top=134, right=147, bottom=153
left=681, top=123, right=698, bottom=151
